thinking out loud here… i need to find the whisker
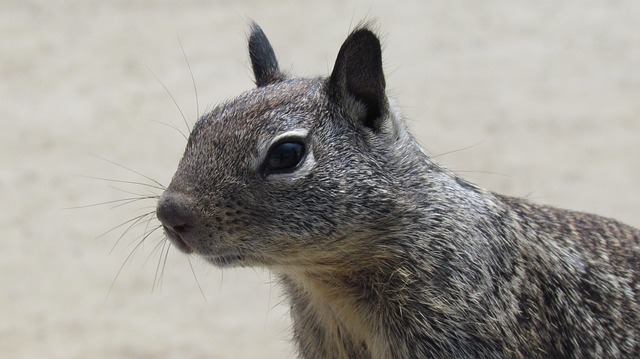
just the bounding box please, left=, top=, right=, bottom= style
left=177, top=35, right=200, bottom=125
left=93, top=154, right=166, bottom=190
left=147, top=235, right=169, bottom=266
left=146, top=65, right=191, bottom=137
left=111, top=213, right=159, bottom=255
left=141, top=210, right=159, bottom=242
left=94, top=210, right=152, bottom=244
left=106, top=226, right=157, bottom=300
left=219, top=267, right=225, bottom=290
left=90, top=156, right=174, bottom=300
left=149, top=119, right=188, bottom=141
left=431, top=141, right=484, bottom=159
left=453, top=170, right=510, bottom=178
left=110, top=197, right=158, bottom=210
left=152, top=239, right=168, bottom=293
left=80, top=174, right=166, bottom=192
left=64, top=196, right=156, bottom=210
left=187, top=257, right=207, bottom=302
left=160, top=244, right=172, bottom=291
left=105, top=185, right=159, bottom=202
left=104, top=196, right=157, bottom=210
left=153, top=241, right=172, bottom=293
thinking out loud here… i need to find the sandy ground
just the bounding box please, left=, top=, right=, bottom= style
left=2, top=0, right=639, bottom=358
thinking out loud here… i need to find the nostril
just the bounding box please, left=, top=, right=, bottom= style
left=156, top=192, right=196, bottom=254
left=156, top=192, right=194, bottom=232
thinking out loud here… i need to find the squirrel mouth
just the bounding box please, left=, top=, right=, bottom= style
left=161, top=225, right=249, bottom=266
left=162, top=226, right=194, bottom=254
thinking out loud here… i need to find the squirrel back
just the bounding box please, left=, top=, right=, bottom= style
left=155, top=23, right=639, bottom=358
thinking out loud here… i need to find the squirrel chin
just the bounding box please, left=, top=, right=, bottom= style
left=204, top=253, right=246, bottom=267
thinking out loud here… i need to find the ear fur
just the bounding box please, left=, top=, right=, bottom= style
left=329, top=26, right=387, bottom=131
left=248, top=23, right=286, bottom=87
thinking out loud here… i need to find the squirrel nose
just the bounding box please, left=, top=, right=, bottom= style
left=156, top=192, right=195, bottom=254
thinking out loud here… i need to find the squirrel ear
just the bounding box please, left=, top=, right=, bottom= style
left=329, top=27, right=387, bottom=131
left=248, top=23, right=285, bottom=87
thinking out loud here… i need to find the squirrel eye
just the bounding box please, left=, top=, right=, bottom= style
left=267, top=141, right=305, bottom=171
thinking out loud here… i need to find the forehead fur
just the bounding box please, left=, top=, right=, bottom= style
left=173, top=77, right=326, bottom=187
left=193, top=78, right=324, bottom=141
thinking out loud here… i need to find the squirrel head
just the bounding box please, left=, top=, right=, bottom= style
left=156, top=23, right=423, bottom=270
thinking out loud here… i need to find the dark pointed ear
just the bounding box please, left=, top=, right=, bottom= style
left=248, top=23, right=286, bottom=87
left=329, top=27, right=387, bottom=131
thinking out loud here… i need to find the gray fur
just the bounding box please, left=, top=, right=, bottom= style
left=156, top=24, right=639, bottom=358
left=248, top=22, right=285, bottom=87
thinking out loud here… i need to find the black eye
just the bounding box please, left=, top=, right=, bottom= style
left=266, top=141, right=305, bottom=172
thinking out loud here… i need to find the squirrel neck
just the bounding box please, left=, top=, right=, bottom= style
left=277, top=160, right=523, bottom=357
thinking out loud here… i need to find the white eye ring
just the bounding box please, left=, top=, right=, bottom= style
left=268, top=129, right=309, bottom=147
left=259, top=129, right=315, bottom=180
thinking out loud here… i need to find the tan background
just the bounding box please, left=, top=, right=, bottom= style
left=2, top=0, right=639, bottom=358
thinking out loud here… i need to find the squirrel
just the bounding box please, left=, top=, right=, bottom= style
left=155, top=23, right=639, bottom=358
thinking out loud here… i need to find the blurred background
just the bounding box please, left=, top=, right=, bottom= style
left=2, top=0, right=639, bottom=358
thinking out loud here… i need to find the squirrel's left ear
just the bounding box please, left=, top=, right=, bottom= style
left=329, top=26, right=387, bottom=132
left=248, top=23, right=286, bottom=87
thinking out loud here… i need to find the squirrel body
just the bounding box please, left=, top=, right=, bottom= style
left=156, top=24, right=639, bottom=358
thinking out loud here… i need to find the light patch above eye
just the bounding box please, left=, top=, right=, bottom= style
left=267, top=129, right=309, bottom=147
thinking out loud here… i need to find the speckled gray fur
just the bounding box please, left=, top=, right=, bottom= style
left=156, top=23, right=639, bottom=358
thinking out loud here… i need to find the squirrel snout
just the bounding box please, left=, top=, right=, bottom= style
left=156, top=192, right=196, bottom=254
